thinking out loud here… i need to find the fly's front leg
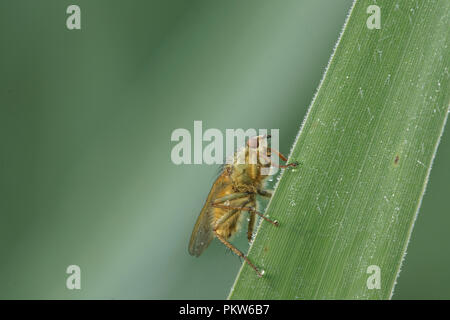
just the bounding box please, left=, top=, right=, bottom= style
left=260, top=149, right=299, bottom=169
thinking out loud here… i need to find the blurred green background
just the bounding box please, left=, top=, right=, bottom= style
left=0, top=0, right=448, bottom=299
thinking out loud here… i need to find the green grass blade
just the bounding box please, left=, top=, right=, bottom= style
left=228, top=0, right=449, bottom=299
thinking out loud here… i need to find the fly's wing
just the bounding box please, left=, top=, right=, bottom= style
left=188, top=175, right=225, bottom=257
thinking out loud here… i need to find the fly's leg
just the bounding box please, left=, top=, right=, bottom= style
left=211, top=201, right=264, bottom=277
left=267, top=148, right=288, bottom=162
left=212, top=195, right=251, bottom=228
left=213, top=207, right=240, bottom=228
left=247, top=211, right=256, bottom=242
left=211, top=202, right=258, bottom=241
left=257, top=189, right=272, bottom=198
left=214, top=231, right=263, bottom=277
left=260, top=148, right=299, bottom=169
left=213, top=204, right=279, bottom=227
left=211, top=192, right=249, bottom=205
left=262, top=135, right=298, bottom=167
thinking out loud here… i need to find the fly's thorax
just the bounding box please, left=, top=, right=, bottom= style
left=228, top=164, right=267, bottom=195
left=227, top=144, right=273, bottom=191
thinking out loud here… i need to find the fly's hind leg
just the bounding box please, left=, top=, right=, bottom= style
left=211, top=200, right=264, bottom=277
left=214, top=230, right=263, bottom=277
